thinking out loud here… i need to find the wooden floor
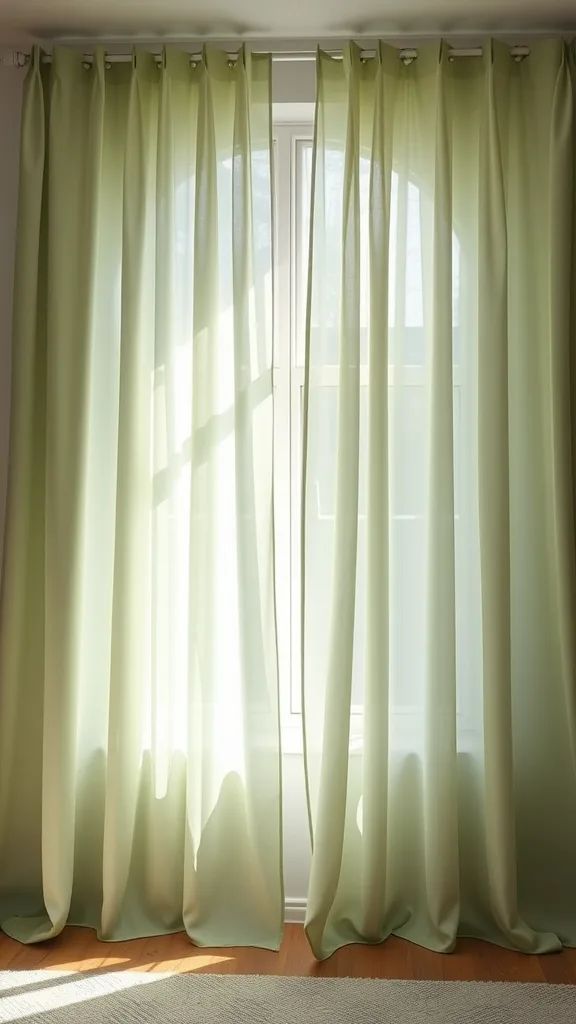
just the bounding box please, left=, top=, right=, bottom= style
left=0, top=925, right=576, bottom=983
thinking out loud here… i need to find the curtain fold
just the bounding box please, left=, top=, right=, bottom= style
left=0, top=44, right=282, bottom=947
left=303, top=39, right=576, bottom=959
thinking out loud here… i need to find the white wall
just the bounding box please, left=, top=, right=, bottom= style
left=0, top=62, right=310, bottom=912
left=0, top=66, right=23, bottom=576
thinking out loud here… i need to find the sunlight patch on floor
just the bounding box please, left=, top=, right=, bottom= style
left=0, top=963, right=233, bottom=1022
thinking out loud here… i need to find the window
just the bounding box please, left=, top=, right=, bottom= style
left=274, top=119, right=467, bottom=747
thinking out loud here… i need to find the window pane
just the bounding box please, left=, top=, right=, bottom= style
left=300, top=378, right=462, bottom=713
left=295, top=131, right=464, bottom=719
left=301, top=151, right=462, bottom=369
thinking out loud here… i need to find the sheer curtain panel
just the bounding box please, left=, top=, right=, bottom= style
left=302, top=39, right=576, bottom=959
left=0, top=45, right=282, bottom=946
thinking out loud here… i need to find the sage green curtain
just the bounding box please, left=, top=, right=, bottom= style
left=303, top=39, right=576, bottom=959
left=0, top=45, right=282, bottom=947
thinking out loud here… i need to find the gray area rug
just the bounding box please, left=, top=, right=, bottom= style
left=0, top=970, right=574, bottom=1022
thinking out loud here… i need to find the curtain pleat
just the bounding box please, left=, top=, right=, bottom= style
left=303, top=39, right=576, bottom=959
left=0, top=44, right=282, bottom=948
left=305, top=47, right=363, bottom=955
left=423, top=42, right=458, bottom=946
left=359, top=44, right=393, bottom=942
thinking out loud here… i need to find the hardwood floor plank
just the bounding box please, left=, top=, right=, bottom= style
left=0, top=924, right=574, bottom=984
left=538, top=950, right=576, bottom=985
left=353, top=936, right=413, bottom=980
left=440, top=938, right=500, bottom=982
left=278, top=922, right=317, bottom=977
left=34, top=928, right=102, bottom=972
left=406, top=943, right=445, bottom=981
left=0, top=931, right=25, bottom=970
left=562, top=948, right=576, bottom=983
left=479, top=944, right=546, bottom=984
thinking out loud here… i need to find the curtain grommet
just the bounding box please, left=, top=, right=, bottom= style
left=105, top=61, right=112, bottom=70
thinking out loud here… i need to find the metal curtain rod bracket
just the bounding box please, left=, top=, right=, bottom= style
left=2, top=44, right=531, bottom=69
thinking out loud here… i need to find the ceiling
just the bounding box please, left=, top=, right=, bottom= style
left=1, top=0, right=575, bottom=45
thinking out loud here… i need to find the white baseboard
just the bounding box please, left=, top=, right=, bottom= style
left=284, top=898, right=307, bottom=924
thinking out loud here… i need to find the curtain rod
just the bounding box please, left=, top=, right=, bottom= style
left=5, top=45, right=531, bottom=68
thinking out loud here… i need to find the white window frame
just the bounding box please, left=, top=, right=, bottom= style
left=273, top=119, right=313, bottom=751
